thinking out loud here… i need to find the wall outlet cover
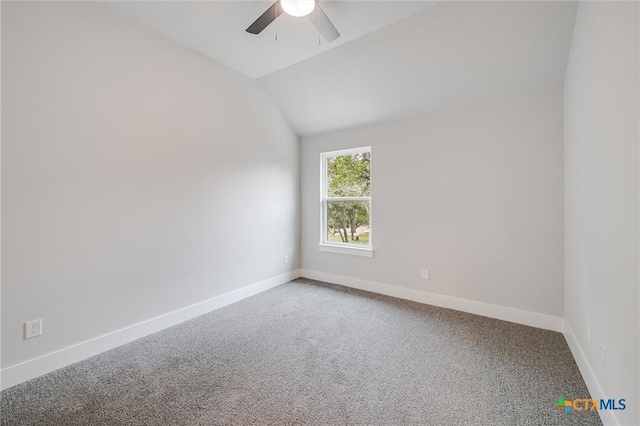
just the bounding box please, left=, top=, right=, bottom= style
left=25, top=319, right=42, bottom=339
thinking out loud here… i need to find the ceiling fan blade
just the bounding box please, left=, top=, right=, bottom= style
left=246, top=2, right=283, bottom=34
left=308, top=5, right=340, bottom=42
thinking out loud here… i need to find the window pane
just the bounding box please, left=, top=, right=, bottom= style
left=326, top=200, right=370, bottom=245
left=326, top=152, right=371, bottom=197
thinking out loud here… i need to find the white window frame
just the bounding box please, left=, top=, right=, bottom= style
left=319, top=147, right=373, bottom=258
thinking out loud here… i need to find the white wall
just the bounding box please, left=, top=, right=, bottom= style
left=564, top=2, right=639, bottom=425
left=1, top=2, right=299, bottom=370
left=301, top=91, right=564, bottom=317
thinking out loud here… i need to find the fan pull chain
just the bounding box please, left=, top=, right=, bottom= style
left=275, top=2, right=278, bottom=41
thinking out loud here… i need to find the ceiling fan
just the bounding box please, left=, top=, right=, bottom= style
left=246, top=0, right=340, bottom=42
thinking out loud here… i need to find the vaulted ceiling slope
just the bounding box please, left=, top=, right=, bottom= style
left=259, top=1, right=578, bottom=135
left=102, top=1, right=577, bottom=137
left=100, top=1, right=438, bottom=79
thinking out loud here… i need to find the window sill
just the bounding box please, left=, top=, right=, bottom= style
left=318, top=243, right=374, bottom=258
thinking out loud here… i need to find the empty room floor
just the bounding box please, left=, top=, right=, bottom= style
left=0, top=279, right=600, bottom=425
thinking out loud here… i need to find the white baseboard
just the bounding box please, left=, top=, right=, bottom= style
left=562, top=320, right=618, bottom=426
left=0, top=269, right=301, bottom=391
left=299, top=269, right=564, bottom=332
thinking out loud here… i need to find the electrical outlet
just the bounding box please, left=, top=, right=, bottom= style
left=586, top=324, right=591, bottom=343
left=284, top=255, right=289, bottom=264
left=599, top=343, right=606, bottom=371
left=421, top=269, right=429, bottom=280
left=25, top=319, right=42, bottom=340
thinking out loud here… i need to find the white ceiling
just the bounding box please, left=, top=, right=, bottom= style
left=100, top=1, right=438, bottom=79
left=101, top=1, right=578, bottom=136
left=259, top=1, right=578, bottom=135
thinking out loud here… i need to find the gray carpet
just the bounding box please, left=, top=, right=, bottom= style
left=1, top=279, right=600, bottom=425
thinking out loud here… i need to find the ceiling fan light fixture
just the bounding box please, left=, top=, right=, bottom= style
left=280, top=0, right=315, bottom=17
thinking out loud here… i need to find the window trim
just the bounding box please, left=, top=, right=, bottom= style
left=319, top=147, right=373, bottom=257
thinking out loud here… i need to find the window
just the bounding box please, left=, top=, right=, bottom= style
left=320, top=147, right=372, bottom=257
